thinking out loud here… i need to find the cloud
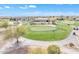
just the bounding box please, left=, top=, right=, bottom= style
left=29, top=5, right=37, bottom=8
left=0, top=6, right=11, bottom=9
left=19, top=5, right=28, bottom=9
left=4, top=6, right=10, bottom=8
left=19, top=5, right=37, bottom=9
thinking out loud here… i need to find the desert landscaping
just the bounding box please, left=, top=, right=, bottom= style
left=0, top=16, right=79, bottom=54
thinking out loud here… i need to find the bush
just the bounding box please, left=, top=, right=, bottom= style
left=0, top=20, right=9, bottom=28
left=47, top=45, right=60, bottom=54
left=28, top=46, right=47, bottom=54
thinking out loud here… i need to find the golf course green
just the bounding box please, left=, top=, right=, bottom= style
left=23, top=20, right=74, bottom=41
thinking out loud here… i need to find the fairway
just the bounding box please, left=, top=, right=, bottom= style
left=23, top=21, right=73, bottom=41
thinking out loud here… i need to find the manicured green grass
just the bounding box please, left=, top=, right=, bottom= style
left=30, top=25, right=56, bottom=31
left=74, top=21, right=79, bottom=26
left=23, top=21, right=73, bottom=41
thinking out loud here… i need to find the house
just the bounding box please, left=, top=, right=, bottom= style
left=75, top=18, right=79, bottom=21
left=30, top=16, right=56, bottom=25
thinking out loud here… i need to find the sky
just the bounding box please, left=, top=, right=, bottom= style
left=0, top=4, right=79, bottom=16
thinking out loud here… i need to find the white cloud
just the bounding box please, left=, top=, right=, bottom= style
left=4, top=6, right=10, bottom=8
left=29, top=5, right=37, bottom=8
left=19, top=5, right=37, bottom=9
left=19, top=5, right=28, bottom=9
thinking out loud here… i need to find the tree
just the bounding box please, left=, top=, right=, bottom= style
left=2, top=21, right=9, bottom=28
left=47, top=45, right=60, bottom=54
left=4, top=24, right=26, bottom=45
left=0, top=20, right=9, bottom=28
left=15, top=25, right=26, bottom=43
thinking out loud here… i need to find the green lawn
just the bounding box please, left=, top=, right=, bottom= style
left=74, top=21, right=79, bottom=26
left=23, top=21, right=73, bottom=41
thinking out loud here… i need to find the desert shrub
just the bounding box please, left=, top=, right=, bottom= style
left=47, top=45, right=60, bottom=54
left=0, top=20, right=9, bottom=28
left=28, top=46, right=47, bottom=54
